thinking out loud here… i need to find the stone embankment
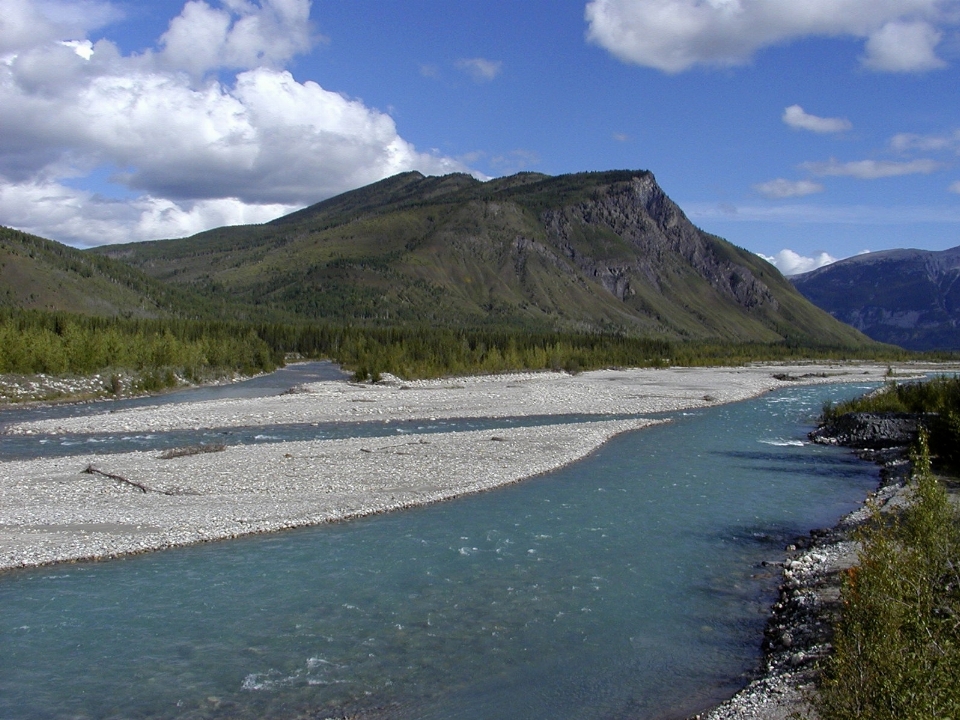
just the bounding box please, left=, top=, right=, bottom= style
left=697, top=412, right=921, bottom=720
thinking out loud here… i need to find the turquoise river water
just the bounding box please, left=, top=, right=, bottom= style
left=0, top=371, right=881, bottom=720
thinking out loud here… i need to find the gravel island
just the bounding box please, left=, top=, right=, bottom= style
left=0, top=362, right=926, bottom=572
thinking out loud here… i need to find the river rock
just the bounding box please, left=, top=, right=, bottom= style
left=809, top=412, right=926, bottom=449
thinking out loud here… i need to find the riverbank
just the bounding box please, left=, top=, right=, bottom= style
left=0, top=368, right=270, bottom=406
left=696, top=416, right=927, bottom=720
left=0, top=361, right=910, bottom=572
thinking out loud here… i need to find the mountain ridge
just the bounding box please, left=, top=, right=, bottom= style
left=90, top=169, right=870, bottom=346
left=0, top=225, right=201, bottom=318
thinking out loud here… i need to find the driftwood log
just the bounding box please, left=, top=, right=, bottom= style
left=82, top=465, right=196, bottom=496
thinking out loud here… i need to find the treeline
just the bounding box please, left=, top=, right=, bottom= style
left=266, top=325, right=674, bottom=380
left=815, top=433, right=960, bottom=719
left=823, top=374, right=960, bottom=468
left=0, top=310, right=279, bottom=386
left=252, top=323, right=915, bottom=381
left=0, top=308, right=935, bottom=392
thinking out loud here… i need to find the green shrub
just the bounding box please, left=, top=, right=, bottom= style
left=814, top=431, right=960, bottom=719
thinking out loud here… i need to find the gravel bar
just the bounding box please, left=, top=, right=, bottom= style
left=0, top=361, right=943, bottom=573
left=1, top=419, right=658, bottom=570
left=3, top=363, right=904, bottom=436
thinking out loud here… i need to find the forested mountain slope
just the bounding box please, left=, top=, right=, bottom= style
left=0, top=226, right=286, bottom=322
left=94, top=170, right=870, bottom=346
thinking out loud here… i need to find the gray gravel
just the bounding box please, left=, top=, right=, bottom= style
left=0, top=419, right=657, bottom=570
left=0, top=362, right=934, bottom=573
left=5, top=363, right=902, bottom=436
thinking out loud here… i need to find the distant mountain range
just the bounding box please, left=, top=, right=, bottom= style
left=80, top=169, right=868, bottom=346
left=792, top=246, right=960, bottom=351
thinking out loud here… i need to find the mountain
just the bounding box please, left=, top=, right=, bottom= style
left=92, top=169, right=870, bottom=345
left=792, top=246, right=960, bottom=351
left=0, top=225, right=189, bottom=317
left=0, top=225, right=294, bottom=322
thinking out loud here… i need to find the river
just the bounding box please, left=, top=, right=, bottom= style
left=0, top=367, right=880, bottom=720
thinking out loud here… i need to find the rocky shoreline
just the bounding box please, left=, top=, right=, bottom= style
left=697, top=414, right=923, bottom=720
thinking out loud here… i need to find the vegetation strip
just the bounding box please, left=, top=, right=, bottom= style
left=0, top=306, right=931, bottom=405
left=815, top=432, right=960, bottom=719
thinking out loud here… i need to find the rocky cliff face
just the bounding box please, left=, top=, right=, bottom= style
left=542, top=175, right=778, bottom=311
left=792, top=246, right=960, bottom=351
left=809, top=412, right=925, bottom=449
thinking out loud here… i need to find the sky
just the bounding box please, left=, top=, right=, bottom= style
left=2, top=1, right=960, bottom=275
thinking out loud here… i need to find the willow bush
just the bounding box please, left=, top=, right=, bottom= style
left=814, top=432, right=960, bottom=720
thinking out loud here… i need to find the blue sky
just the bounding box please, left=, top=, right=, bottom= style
left=2, top=0, right=960, bottom=274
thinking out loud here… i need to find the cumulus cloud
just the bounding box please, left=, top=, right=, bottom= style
left=0, top=177, right=297, bottom=246
left=584, top=0, right=954, bottom=73
left=158, top=0, right=314, bottom=77
left=782, top=105, right=851, bottom=134
left=753, top=178, right=825, bottom=198
left=455, top=57, right=503, bottom=82
left=0, top=0, right=470, bottom=246
left=801, top=157, right=943, bottom=179
left=759, top=249, right=837, bottom=276
left=861, top=19, right=946, bottom=71
left=0, top=0, right=120, bottom=55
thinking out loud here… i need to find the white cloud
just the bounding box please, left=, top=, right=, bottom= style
left=753, top=178, right=825, bottom=198
left=950, top=180, right=960, bottom=193
left=489, top=149, right=540, bottom=173
left=890, top=129, right=960, bottom=153
left=455, top=57, right=502, bottom=82
left=759, top=249, right=837, bottom=276
left=584, top=0, right=954, bottom=73
left=782, top=105, right=851, bottom=134
left=801, top=157, right=942, bottom=179
left=158, top=0, right=314, bottom=77
left=0, top=0, right=471, bottom=245
left=687, top=201, right=960, bottom=225
left=0, top=177, right=297, bottom=246
left=0, top=0, right=121, bottom=55
left=861, top=19, right=946, bottom=71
